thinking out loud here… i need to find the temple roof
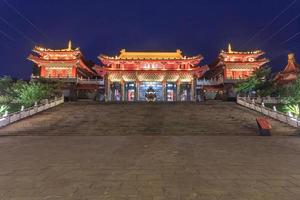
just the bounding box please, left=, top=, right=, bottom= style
left=222, top=59, right=269, bottom=65
left=33, top=41, right=80, bottom=53
left=274, top=53, right=300, bottom=84
left=221, top=44, right=264, bottom=56
left=118, top=49, right=183, bottom=59
left=281, top=53, right=300, bottom=74
left=100, top=49, right=201, bottom=60
left=202, top=59, right=224, bottom=79
left=28, top=41, right=96, bottom=75
left=27, top=54, right=78, bottom=63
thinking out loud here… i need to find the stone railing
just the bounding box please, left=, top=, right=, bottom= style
left=237, top=97, right=300, bottom=128
left=31, top=75, right=105, bottom=85
left=0, top=96, right=64, bottom=128
left=77, top=78, right=104, bottom=85
left=241, top=96, right=282, bottom=104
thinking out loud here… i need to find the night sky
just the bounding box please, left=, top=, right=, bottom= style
left=0, top=0, right=299, bottom=79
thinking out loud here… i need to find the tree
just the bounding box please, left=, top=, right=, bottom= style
left=283, top=104, right=300, bottom=118
left=13, top=82, right=54, bottom=107
left=32, top=78, right=63, bottom=97
left=279, top=77, right=300, bottom=118
left=280, top=78, right=300, bottom=104
left=235, top=75, right=260, bottom=94
left=0, top=76, right=15, bottom=104
left=279, top=77, right=300, bottom=117
left=235, top=66, right=275, bottom=96
left=0, top=105, right=9, bottom=115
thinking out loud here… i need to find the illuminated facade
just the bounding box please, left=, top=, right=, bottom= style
left=28, top=43, right=270, bottom=101
left=28, top=41, right=95, bottom=79
left=197, top=44, right=269, bottom=100
left=98, top=49, right=204, bottom=101
left=274, top=53, right=299, bottom=85
left=28, top=42, right=102, bottom=101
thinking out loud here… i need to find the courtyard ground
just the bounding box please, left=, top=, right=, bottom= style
left=0, top=102, right=299, bottom=200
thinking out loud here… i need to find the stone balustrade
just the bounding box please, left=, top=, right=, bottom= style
left=237, top=97, right=300, bottom=128
left=0, top=96, right=64, bottom=128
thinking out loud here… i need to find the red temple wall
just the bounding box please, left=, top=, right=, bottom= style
left=122, top=64, right=137, bottom=70
left=38, top=67, right=75, bottom=78
left=226, top=70, right=252, bottom=79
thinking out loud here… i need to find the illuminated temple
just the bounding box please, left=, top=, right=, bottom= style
left=28, top=41, right=95, bottom=79
left=274, top=53, right=300, bottom=85
left=98, top=49, right=204, bottom=101
left=198, top=44, right=269, bottom=100
left=28, top=42, right=269, bottom=101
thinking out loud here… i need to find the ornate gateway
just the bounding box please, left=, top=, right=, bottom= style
left=97, top=49, right=206, bottom=102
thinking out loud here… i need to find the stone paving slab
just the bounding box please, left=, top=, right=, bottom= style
left=0, top=136, right=300, bottom=200
left=0, top=101, right=297, bottom=136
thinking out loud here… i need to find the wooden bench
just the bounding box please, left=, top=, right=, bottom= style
left=256, top=117, right=272, bottom=136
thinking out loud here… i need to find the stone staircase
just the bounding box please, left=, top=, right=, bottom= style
left=0, top=101, right=297, bottom=136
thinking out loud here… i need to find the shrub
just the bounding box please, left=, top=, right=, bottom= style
left=0, top=95, right=13, bottom=104
left=235, top=66, right=275, bottom=96
left=283, top=104, right=300, bottom=118
left=0, top=76, right=15, bottom=100
left=14, top=82, right=54, bottom=107
left=0, top=105, right=9, bottom=115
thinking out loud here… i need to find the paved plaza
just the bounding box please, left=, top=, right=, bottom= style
left=0, top=102, right=299, bottom=200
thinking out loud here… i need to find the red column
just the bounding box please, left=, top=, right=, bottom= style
left=40, top=66, right=46, bottom=77
left=72, top=66, right=77, bottom=77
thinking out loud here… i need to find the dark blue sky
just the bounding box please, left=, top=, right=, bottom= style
left=0, top=0, right=299, bottom=78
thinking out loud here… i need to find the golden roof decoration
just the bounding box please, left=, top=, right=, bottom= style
left=117, top=49, right=183, bottom=60
left=34, top=40, right=80, bottom=52
left=100, top=49, right=202, bottom=61
left=68, top=40, right=72, bottom=50
left=281, top=53, right=300, bottom=74
left=221, top=43, right=262, bottom=55
left=228, top=43, right=232, bottom=53
left=288, top=53, right=296, bottom=61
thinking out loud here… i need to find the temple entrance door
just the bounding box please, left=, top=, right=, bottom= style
left=179, top=83, right=191, bottom=101
left=125, top=82, right=135, bottom=101
left=166, top=83, right=176, bottom=102
left=111, top=82, right=122, bottom=101
left=139, top=82, right=163, bottom=101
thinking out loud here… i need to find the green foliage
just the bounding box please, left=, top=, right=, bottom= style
left=0, top=95, right=12, bottom=104
left=235, top=66, right=274, bottom=95
left=282, top=104, right=300, bottom=117
left=32, top=78, right=63, bottom=97
left=280, top=78, right=300, bottom=105
left=13, top=82, right=55, bottom=107
left=0, top=76, right=59, bottom=113
left=0, top=76, right=15, bottom=103
left=278, top=77, right=300, bottom=118
left=0, top=105, right=9, bottom=115
left=235, top=76, right=259, bottom=94
left=256, top=80, right=278, bottom=97
left=255, top=67, right=272, bottom=80
left=0, top=76, right=13, bottom=95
